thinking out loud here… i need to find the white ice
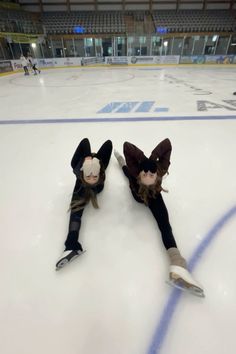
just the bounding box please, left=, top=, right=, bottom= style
left=0, top=66, right=236, bottom=354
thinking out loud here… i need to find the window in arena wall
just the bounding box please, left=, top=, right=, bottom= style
left=161, top=38, right=173, bottom=56
left=0, top=40, right=12, bottom=60
left=192, top=36, right=205, bottom=56
left=95, top=38, right=102, bottom=57
left=151, top=36, right=162, bottom=56
left=204, top=35, right=218, bottom=55
left=115, top=37, right=126, bottom=56
left=182, top=36, right=194, bottom=56
left=228, top=35, right=236, bottom=55
left=131, top=36, right=142, bottom=56
left=0, top=42, right=6, bottom=60
left=102, top=38, right=112, bottom=57
left=41, top=40, right=54, bottom=58
left=11, top=43, right=22, bottom=59
left=0, top=47, right=4, bottom=60
left=172, top=37, right=184, bottom=56
left=52, top=40, right=64, bottom=58
left=215, top=35, right=231, bottom=55
left=139, top=36, right=146, bottom=45
left=84, top=38, right=95, bottom=57
left=64, top=39, right=74, bottom=57
left=127, top=36, right=134, bottom=56
left=74, top=38, right=85, bottom=57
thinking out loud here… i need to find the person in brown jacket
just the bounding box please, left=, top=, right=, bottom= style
left=114, top=139, right=204, bottom=297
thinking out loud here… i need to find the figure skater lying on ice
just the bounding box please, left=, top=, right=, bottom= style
left=56, top=138, right=112, bottom=270
left=114, top=138, right=204, bottom=297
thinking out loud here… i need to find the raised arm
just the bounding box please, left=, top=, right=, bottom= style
left=114, top=149, right=137, bottom=182
left=149, top=138, right=172, bottom=174
left=123, top=142, right=146, bottom=178
left=95, top=140, right=113, bottom=170
left=71, top=138, right=91, bottom=170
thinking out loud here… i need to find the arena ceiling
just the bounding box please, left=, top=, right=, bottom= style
left=17, top=0, right=235, bottom=12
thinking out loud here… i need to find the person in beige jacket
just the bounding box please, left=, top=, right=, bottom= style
left=20, top=54, right=29, bottom=76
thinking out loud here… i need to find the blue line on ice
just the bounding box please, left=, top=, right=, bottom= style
left=1, top=115, right=236, bottom=125
left=148, top=205, right=236, bottom=354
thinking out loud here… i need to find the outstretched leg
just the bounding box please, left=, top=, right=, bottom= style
left=56, top=184, right=85, bottom=270
left=64, top=207, right=84, bottom=251
left=148, top=193, right=178, bottom=250
left=149, top=194, right=204, bottom=297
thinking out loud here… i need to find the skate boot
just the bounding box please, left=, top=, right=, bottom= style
left=167, top=247, right=205, bottom=297
left=114, top=150, right=125, bottom=167
left=55, top=249, right=85, bottom=270
left=168, top=265, right=205, bottom=297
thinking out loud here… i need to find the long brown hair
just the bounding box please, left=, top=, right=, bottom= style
left=69, top=164, right=105, bottom=212
left=135, top=171, right=168, bottom=205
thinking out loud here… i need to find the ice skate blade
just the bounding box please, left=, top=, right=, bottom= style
left=166, top=280, right=205, bottom=298
left=55, top=250, right=86, bottom=271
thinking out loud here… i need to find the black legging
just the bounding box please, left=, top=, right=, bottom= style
left=148, top=193, right=177, bottom=250
left=64, top=185, right=84, bottom=251
left=123, top=165, right=177, bottom=250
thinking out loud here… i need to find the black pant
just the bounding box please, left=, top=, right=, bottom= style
left=23, top=66, right=28, bottom=74
left=64, top=139, right=112, bottom=251
left=64, top=199, right=84, bottom=251
left=32, top=64, right=40, bottom=73
left=129, top=186, right=177, bottom=250
left=148, top=194, right=177, bottom=250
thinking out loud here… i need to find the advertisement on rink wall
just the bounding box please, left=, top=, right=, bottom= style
left=81, top=57, right=104, bottom=66
left=105, top=56, right=180, bottom=65
left=10, top=58, right=82, bottom=70
left=38, top=58, right=82, bottom=67
left=154, top=56, right=180, bottom=64
left=205, top=55, right=234, bottom=64
left=106, top=56, right=128, bottom=65
left=180, top=55, right=235, bottom=64
left=0, top=60, right=13, bottom=73
left=130, top=56, right=154, bottom=64
left=11, top=60, right=23, bottom=70
left=180, top=56, right=205, bottom=64
left=38, top=59, right=57, bottom=67
left=53, top=58, right=82, bottom=67
left=1, top=54, right=235, bottom=75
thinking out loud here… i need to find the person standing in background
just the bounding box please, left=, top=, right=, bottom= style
left=20, top=54, right=29, bottom=75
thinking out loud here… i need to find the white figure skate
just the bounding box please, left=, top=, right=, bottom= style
left=55, top=249, right=85, bottom=271
left=167, top=265, right=205, bottom=298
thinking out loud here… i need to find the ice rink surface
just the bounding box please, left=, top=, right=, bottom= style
left=0, top=65, right=236, bottom=354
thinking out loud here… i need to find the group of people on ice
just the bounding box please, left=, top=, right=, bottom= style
left=20, top=54, right=41, bottom=76
left=55, top=137, right=205, bottom=298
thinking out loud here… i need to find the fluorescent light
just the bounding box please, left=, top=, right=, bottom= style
left=31, top=43, right=36, bottom=48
